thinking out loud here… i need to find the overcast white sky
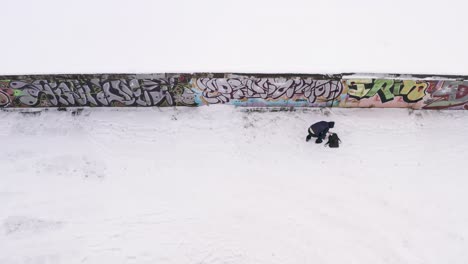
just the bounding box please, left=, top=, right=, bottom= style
left=1, top=0, right=467, bottom=75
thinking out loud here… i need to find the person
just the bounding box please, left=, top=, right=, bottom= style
left=306, top=121, right=335, bottom=143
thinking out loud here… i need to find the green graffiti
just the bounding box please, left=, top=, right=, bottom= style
left=13, top=90, right=23, bottom=97
left=400, top=80, right=428, bottom=102
left=365, top=79, right=395, bottom=101
left=347, top=79, right=428, bottom=103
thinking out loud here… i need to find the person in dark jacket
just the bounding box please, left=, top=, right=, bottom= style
left=306, top=121, right=335, bottom=143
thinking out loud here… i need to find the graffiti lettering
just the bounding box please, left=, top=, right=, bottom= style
left=1, top=74, right=468, bottom=110
left=0, top=90, right=10, bottom=107
left=195, top=78, right=344, bottom=104
left=3, top=77, right=195, bottom=107
left=423, top=81, right=468, bottom=110
left=0, top=81, right=12, bottom=107
left=346, top=79, right=428, bottom=103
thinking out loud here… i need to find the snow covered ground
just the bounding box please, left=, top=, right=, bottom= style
left=1, top=106, right=467, bottom=264
left=2, top=0, right=468, bottom=75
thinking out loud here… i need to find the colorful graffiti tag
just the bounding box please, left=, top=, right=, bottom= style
left=423, top=81, right=468, bottom=110
left=194, top=78, right=343, bottom=106
left=1, top=74, right=467, bottom=110
left=341, top=78, right=467, bottom=109
left=345, top=79, right=433, bottom=103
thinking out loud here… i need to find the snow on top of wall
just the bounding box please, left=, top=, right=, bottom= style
left=341, top=73, right=467, bottom=81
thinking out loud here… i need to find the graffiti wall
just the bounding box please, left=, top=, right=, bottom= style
left=339, top=78, right=468, bottom=110
left=0, top=74, right=195, bottom=108
left=1, top=73, right=467, bottom=110
left=193, top=76, right=343, bottom=107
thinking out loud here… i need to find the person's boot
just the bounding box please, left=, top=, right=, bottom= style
left=306, top=134, right=312, bottom=142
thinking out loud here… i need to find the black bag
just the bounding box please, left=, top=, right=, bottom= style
left=325, top=133, right=341, bottom=148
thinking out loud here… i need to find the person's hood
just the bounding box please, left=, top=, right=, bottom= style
left=328, top=122, right=335, bottom=128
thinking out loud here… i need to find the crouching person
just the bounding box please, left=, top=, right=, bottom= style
left=306, top=121, right=335, bottom=143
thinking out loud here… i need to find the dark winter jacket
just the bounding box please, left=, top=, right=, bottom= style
left=309, top=121, right=335, bottom=139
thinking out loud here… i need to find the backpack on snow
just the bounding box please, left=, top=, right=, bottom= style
left=325, top=133, right=341, bottom=148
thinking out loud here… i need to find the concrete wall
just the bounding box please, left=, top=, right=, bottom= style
left=1, top=73, right=467, bottom=110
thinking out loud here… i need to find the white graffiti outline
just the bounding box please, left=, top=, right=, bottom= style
left=195, top=78, right=343, bottom=104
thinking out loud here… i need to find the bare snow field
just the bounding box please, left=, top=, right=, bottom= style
left=0, top=107, right=467, bottom=264
left=1, top=0, right=468, bottom=75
